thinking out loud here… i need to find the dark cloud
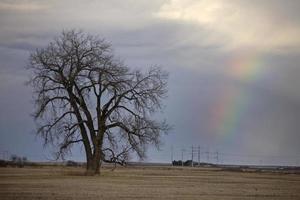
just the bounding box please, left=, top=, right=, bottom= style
left=0, top=0, right=300, bottom=165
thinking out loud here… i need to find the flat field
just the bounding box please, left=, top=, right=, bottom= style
left=0, top=166, right=300, bottom=200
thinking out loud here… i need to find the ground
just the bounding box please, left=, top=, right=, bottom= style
left=0, top=166, right=300, bottom=200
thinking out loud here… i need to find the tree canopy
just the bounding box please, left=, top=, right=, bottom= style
left=27, top=30, right=170, bottom=175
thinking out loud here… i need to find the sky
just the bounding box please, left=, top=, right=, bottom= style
left=1, top=0, right=300, bottom=166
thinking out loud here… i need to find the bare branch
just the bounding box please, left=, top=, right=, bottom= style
left=28, top=30, right=169, bottom=175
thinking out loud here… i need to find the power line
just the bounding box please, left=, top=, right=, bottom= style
left=166, top=145, right=300, bottom=166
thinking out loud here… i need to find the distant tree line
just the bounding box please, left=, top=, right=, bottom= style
left=10, top=154, right=28, bottom=167
left=172, top=160, right=196, bottom=166
left=0, top=154, right=28, bottom=168
left=172, top=160, right=214, bottom=167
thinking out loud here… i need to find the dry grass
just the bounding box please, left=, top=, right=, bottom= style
left=0, top=166, right=300, bottom=200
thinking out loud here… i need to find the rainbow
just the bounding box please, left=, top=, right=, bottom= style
left=210, top=50, right=266, bottom=139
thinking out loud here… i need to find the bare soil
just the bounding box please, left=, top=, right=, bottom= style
left=0, top=166, right=300, bottom=199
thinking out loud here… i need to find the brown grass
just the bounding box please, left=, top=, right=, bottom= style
left=1, top=166, right=300, bottom=200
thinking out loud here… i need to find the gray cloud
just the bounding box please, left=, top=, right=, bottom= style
left=156, top=0, right=300, bottom=51
left=0, top=0, right=300, bottom=165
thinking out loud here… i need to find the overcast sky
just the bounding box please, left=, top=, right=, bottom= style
left=1, top=0, right=300, bottom=165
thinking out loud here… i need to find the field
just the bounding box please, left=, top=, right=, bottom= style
left=1, top=166, right=300, bottom=200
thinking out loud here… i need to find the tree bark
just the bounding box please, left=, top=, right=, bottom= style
left=85, top=141, right=102, bottom=175
left=85, top=154, right=101, bottom=175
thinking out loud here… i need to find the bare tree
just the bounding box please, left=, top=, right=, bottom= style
left=27, top=30, right=170, bottom=175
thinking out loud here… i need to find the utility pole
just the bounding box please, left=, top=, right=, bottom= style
left=198, top=146, right=201, bottom=166
left=2, top=150, right=8, bottom=160
left=171, top=145, right=174, bottom=166
left=206, top=148, right=210, bottom=163
left=6, top=151, right=9, bottom=160
left=191, top=146, right=194, bottom=167
left=214, top=151, right=219, bottom=164
left=181, top=148, right=185, bottom=167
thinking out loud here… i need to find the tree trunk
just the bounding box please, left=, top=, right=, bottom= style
left=85, top=145, right=102, bottom=176
left=85, top=156, right=101, bottom=175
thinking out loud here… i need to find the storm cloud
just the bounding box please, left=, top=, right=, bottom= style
left=0, top=0, right=300, bottom=165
